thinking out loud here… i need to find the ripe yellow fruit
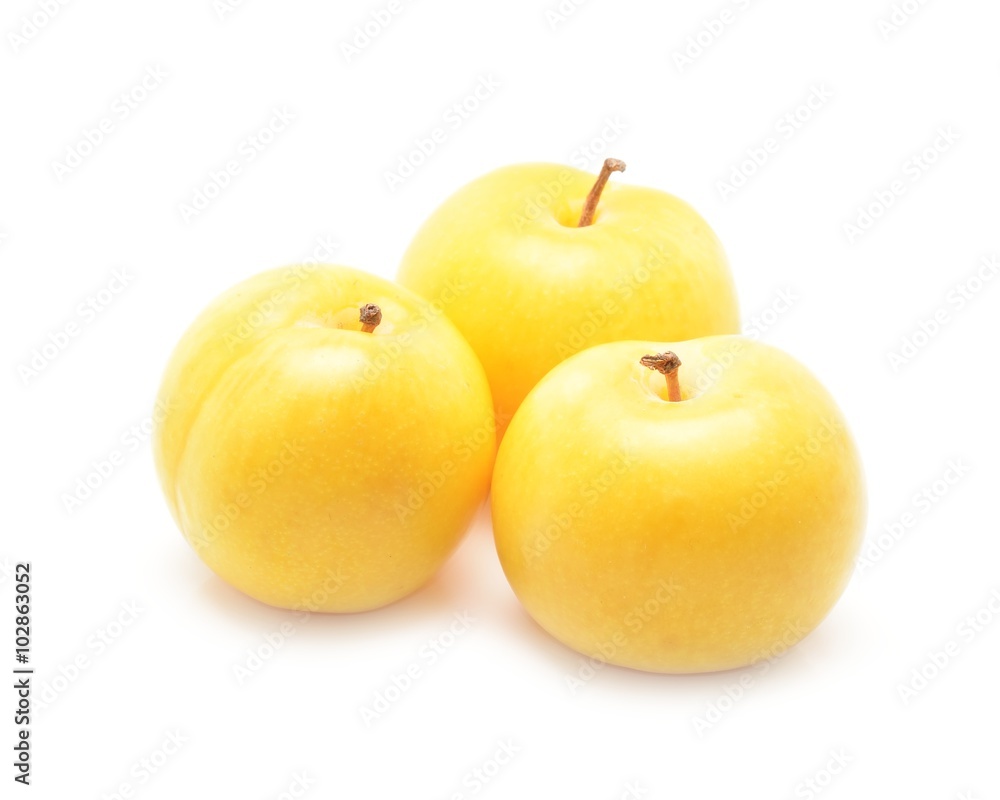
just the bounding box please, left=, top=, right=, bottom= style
left=154, top=265, right=495, bottom=612
left=398, top=160, right=740, bottom=437
left=492, top=336, right=866, bottom=672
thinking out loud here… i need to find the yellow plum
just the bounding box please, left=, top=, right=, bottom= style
left=154, top=265, right=495, bottom=612
left=491, top=337, right=866, bottom=673
left=398, top=159, right=740, bottom=436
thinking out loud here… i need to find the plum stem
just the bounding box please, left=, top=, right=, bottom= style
left=578, top=158, right=626, bottom=227
left=640, top=352, right=682, bottom=402
left=359, top=304, right=382, bottom=333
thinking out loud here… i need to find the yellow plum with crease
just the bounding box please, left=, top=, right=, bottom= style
left=154, top=265, right=495, bottom=612
left=491, top=336, right=866, bottom=673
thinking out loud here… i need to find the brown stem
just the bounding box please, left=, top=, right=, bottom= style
left=578, top=158, right=626, bottom=227
left=359, top=303, right=382, bottom=333
left=640, top=352, right=682, bottom=402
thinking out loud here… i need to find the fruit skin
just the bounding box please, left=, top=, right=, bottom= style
left=153, top=265, right=495, bottom=612
left=491, top=336, right=866, bottom=673
left=397, top=162, right=740, bottom=436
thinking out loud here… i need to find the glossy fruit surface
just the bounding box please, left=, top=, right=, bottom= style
left=398, top=162, right=740, bottom=435
left=154, top=265, right=495, bottom=612
left=492, top=336, right=866, bottom=672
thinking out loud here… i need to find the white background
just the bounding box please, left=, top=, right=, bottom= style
left=3, top=0, right=999, bottom=797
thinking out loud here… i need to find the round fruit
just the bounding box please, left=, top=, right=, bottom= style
left=154, top=265, right=495, bottom=612
left=398, top=160, right=740, bottom=437
left=491, top=336, right=865, bottom=673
